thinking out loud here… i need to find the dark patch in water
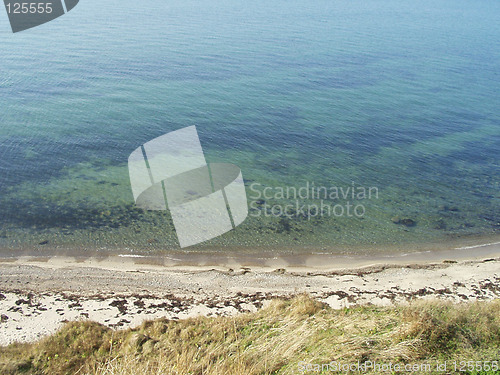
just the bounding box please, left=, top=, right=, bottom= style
left=0, top=121, right=182, bottom=194
left=449, top=137, right=500, bottom=166
left=0, top=197, right=173, bottom=231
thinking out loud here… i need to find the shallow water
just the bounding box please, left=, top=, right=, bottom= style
left=0, top=0, right=499, bottom=255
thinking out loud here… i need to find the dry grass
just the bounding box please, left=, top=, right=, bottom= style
left=1, top=295, right=499, bottom=374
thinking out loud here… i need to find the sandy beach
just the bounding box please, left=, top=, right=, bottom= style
left=1, top=241, right=499, bottom=346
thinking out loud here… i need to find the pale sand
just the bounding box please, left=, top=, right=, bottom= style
left=0, top=242, right=499, bottom=346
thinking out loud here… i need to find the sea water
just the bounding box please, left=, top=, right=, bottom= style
left=0, top=0, right=498, bottom=255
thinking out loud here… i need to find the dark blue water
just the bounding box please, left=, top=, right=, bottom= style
left=0, top=0, right=498, bottom=253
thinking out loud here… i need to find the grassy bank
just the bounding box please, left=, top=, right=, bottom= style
left=1, top=296, right=499, bottom=374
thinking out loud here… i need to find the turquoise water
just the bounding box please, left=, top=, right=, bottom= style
left=0, top=0, right=499, bottom=254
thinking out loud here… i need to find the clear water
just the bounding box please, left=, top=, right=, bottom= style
left=0, top=0, right=499, bottom=255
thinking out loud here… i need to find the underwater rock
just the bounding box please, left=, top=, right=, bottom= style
left=391, top=216, right=416, bottom=227
left=276, top=217, right=292, bottom=233
left=434, top=219, right=447, bottom=230
left=439, top=205, right=459, bottom=212
left=400, top=218, right=416, bottom=227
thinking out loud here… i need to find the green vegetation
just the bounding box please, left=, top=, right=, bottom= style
left=1, top=296, right=499, bottom=374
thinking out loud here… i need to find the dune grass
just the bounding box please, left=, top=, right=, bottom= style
left=1, top=296, right=499, bottom=374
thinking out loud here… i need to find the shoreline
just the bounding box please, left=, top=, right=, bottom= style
left=0, top=237, right=499, bottom=271
left=1, top=243, right=499, bottom=346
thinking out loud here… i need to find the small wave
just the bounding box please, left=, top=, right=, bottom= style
left=455, top=241, right=500, bottom=250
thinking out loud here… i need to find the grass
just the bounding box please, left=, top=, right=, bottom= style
left=1, top=296, right=499, bottom=374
